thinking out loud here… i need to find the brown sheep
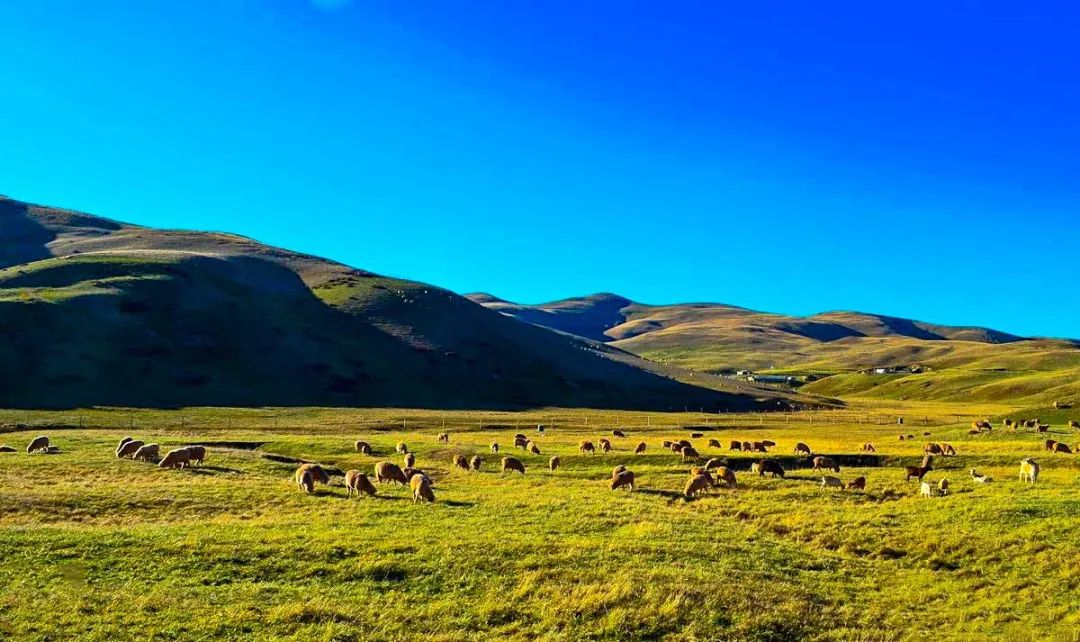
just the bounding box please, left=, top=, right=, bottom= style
left=491, top=442, right=500, bottom=453
left=1053, top=442, right=1073, bottom=454
left=133, top=443, right=159, bottom=462
left=611, top=465, right=627, bottom=478
left=514, top=435, right=529, bottom=449
left=437, top=432, right=450, bottom=444
left=116, top=439, right=144, bottom=459
left=714, top=466, right=737, bottom=489
left=681, top=446, right=701, bottom=461
left=904, top=455, right=933, bottom=482
left=755, top=459, right=784, bottom=478
left=402, top=467, right=426, bottom=481
left=410, top=474, right=436, bottom=503
left=395, top=442, right=409, bottom=454
left=355, top=440, right=372, bottom=455
left=549, top=456, right=560, bottom=471
left=296, top=463, right=331, bottom=485
left=115, top=437, right=134, bottom=456
left=454, top=455, right=470, bottom=471
left=707, top=438, right=721, bottom=449
left=344, top=470, right=377, bottom=497
left=670, top=442, right=684, bottom=453
left=941, top=443, right=956, bottom=456
left=375, top=461, right=408, bottom=485
left=690, top=432, right=704, bottom=439
left=924, top=443, right=944, bottom=456
left=847, top=476, right=866, bottom=491
left=404, top=452, right=416, bottom=468
left=661, top=440, right=673, bottom=449
left=677, top=440, right=693, bottom=450
left=514, top=433, right=528, bottom=441
left=634, top=442, right=647, bottom=454
left=470, top=455, right=483, bottom=471
left=741, top=441, right=754, bottom=452
left=684, top=474, right=713, bottom=499
left=812, top=456, right=840, bottom=474
left=599, top=438, right=612, bottom=453
left=527, top=441, right=541, bottom=455
left=612, top=429, right=626, bottom=438
left=861, top=443, right=876, bottom=453
left=502, top=456, right=525, bottom=475
left=185, top=446, right=206, bottom=466
left=579, top=441, right=596, bottom=454
left=761, top=440, right=777, bottom=448
left=159, top=448, right=192, bottom=469
left=26, top=436, right=49, bottom=454
left=729, top=440, right=742, bottom=451
left=899, top=435, right=906, bottom=441
left=1045, top=439, right=1058, bottom=452
left=298, top=469, right=315, bottom=494
left=751, top=441, right=768, bottom=453
left=794, top=442, right=812, bottom=456
left=610, top=470, right=635, bottom=491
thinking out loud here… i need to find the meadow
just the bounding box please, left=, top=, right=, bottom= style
left=2, top=400, right=1080, bottom=641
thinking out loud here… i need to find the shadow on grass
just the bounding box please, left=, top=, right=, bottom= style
left=636, top=488, right=684, bottom=500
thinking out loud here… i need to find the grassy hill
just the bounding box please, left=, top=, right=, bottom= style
left=0, top=196, right=810, bottom=411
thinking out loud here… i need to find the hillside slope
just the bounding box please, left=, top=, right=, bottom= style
left=0, top=196, right=808, bottom=411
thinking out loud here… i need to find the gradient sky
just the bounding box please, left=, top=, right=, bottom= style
left=3, top=1, right=1078, bottom=337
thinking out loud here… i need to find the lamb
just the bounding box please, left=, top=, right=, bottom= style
left=730, top=440, right=743, bottom=451
left=116, top=439, right=144, bottom=459
left=375, top=461, right=409, bottom=485
left=26, top=436, right=49, bottom=454
left=355, top=440, right=372, bottom=455
left=969, top=469, right=993, bottom=483
left=812, top=456, right=840, bottom=474
left=904, top=455, right=933, bottom=482
left=437, top=432, right=450, bottom=444
left=820, top=476, right=843, bottom=490
left=527, top=441, right=541, bottom=455
left=1019, top=458, right=1039, bottom=483
left=634, top=442, right=647, bottom=454
left=185, top=445, right=206, bottom=466
left=938, top=478, right=950, bottom=496
left=404, top=452, right=416, bottom=468
left=410, top=474, right=436, bottom=503
left=502, top=456, right=526, bottom=475
left=708, top=439, right=722, bottom=449
left=846, top=476, right=866, bottom=491
left=920, top=481, right=934, bottom=498
left=454, top=455, right=470, bottom=471
left=491, top=442, right=500, bottom=453
left=610, top=470, right=635, bottom=491
left=861, top=443, right=876, bottom=453
left=579, top=441, right=596, bottom=454
left=714, top=466, right=737, bottom=489
left=344, top=470, right=377, bottom=497
left=684, top=474, right=713, bottom=499
left=755, top=459, right=784, bottom=478
left=298, top=469, right=315, bottom=494
left=159, top=448, right=192, bottom=469
left=794, top=442, right=812, bottom=456
left=599, top=438, right=612, bottom=453
left=115, top=437, right=134, bottom=456
left=1053, top=442, right=1073, bottom=454
left=470, top=455, right=483, bottom=471
left=395, top=442, right=409, bottom=454
left=133, top=443, right=159, bottom=462
left=612, top=429, right=626, bottom=438
left=549, top=456, right=560, bottom=471
left=681, top=446, right=701, bottom=461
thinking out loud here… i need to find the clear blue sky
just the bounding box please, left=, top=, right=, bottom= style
left=3, top=1, right=1078, bottom=338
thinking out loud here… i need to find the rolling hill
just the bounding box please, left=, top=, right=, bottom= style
left=0, top=195, right=811, bottom=411
left=469, top=293, right=1080, bottom=405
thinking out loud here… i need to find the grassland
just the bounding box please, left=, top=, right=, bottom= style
left=3, top=400, right=1080, bottom=641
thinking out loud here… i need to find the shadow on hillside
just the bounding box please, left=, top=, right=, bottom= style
left=0, top=199, right=54, bottom=269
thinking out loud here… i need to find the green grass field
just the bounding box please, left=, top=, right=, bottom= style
left=3, top=401, right=1080, bottom=641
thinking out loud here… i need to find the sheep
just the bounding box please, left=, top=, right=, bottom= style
left=115, top=437, right=134, bottom=456
left=1024, top=419, right=1038, bottom=429
left=898, top=435, right=906, bottom=441
left=437, top=432, right=450, bottom=444
left=924, top=443, right=943, bottom=456
left=395, top=442, right=409, bottom=454
left=375, top=461, right=408, bottom=485
left=846, top=476, right=866, bottom=491
left=661, top=440, right=673, bottom=449
left=942, top=444, right=956, bottom=457
left=404, top=452, right=416, bottom=468
left=1070, top=420, right=1080, bottom=430
left=410, top=474, right=436, bottom=503
left=1053, top=442, right=1073, bottom=454
left=861, top=443, right=876, bottom=453
left=634, top=442, right=647, bottom=454
left=677, top=440, right=693, bottom=450
left=904, top=455, right=933, bottom=482
left=514, top=433, right=528, bottom=442
left=714, top=466, right=737, bottom=489
left=610, top=470, right=635, bottom=491
left=599, top=438, right=612, bottom=453
left=355, top=440, right=372, bottom=455
left=684, top=474, right=713, bottom=499
left=491, top=442, right=500, bottom=453
left=159, top=448, right=192, bottom=469
left=920, top=481, right=934, bottom=498
left=761, top=440, right=776, bottom=448
left=133, top=443, right=159, bottom=462
left=681, top=446, right=701, bottom=461
left=1037, top=424, right=1050, bottom=433
left=344, top=470, right=377, bottom=497
left=729, top=440, right=743, bottom=451
left=820, top=476, right=843, bottom=490
left=812, top=456, right=840, bottom=474
left=26, top=436, right=49, bottom=454
left=741, top=441, right=754, bottom=452
left=298, top=469, right=315, bottom=494
left=704, top=457, right=726, bottom=471
left=454, top=455, right=470, bottom=471
left=470, top=455, right=483, bottom=471
left=1004, top=419, right=1016, bottom=429
left=755, top=459, right=785, bottom=478
left=691, top=432, right=704, bottom=439
left=612, top=429, right=626, bottom=438
left=937, top=478, right=950, bottom=496
left=514, top=435, right=529, bottom=449
left=1045, top=439, right=1058, bottom=452
left=670, top=442, right=684, bottom=453
left=579, top=441, right=596, bottom=454
left=1054, top=402, right=1073, bottom=410
left=969, top=469, right=993, bottom=483
left=116, top=439, right=144, bottom=459
left=402, top=467, right=426, bottom=481
left=185, top=445, right=206, bottom=466
left=296, top=463, right=331, bottom=486
left=611, top=465, right=627, bottom=478
left=502, top=456, right=526, bottom=475
left=549, top=456, right=560, bottom=471
left=707, top=438, right=721, bottom=449
left=794, top=442, right=812, bottom=456
left=527, top=441, right=541, bottom=455
left=1020, top=458, right=1039, bottom=483
left=751, top=441, right=768, bottom=453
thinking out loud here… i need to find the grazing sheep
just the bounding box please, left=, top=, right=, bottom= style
left=26, top=436, right=49, bottom=454
left=761, top=440, right=776, bottom=448
left=1053, top=442, right=1073, bottom=454
left=296, top=463, right=331, bottom=485
left=938, top=478, right=950, bottom=496
left=923, top=432, right=931, bottom=437
left=707, top=439, right=721, bottom=449
left=1037, top=424, right=1050, bottom=433
left=502, top=457, right=526, bottom=475
left=751, top=441, right=768, bottom=453
left=579, top=441, right=596, bottom=455
left=899, top=435, right=906, bottom=441
left=514, top=435, right=529, bottom=449
left=794, top=442, right=812, bottom=456
left=812, top=456, right=840, bottom=474
left=133, top=443, right=159, bottom=462
left=1055, top=402, right=1073, bottom=410
left=756, top=459, right=785, bottom=478
left=115, top=437, right=134, bottom=456
left=662, top=440, right=673, bottom=449
left=344, top=470, right=377, bottom=497
left=704, top=458, right=726, bottom=471
left=906, top=434, right=914, bottom=440
left=924, top=443, right=943, bottom=456
left=454, top=455, right=470, bottom=471
left=684, top=474, right=713, bottom=499
left=470, top=455, right=483, bottom=471
left=969, top=469, right=993, bottom=483
left=904, top=455, right=933, bottom=482
left=610, top=470, right=635, bottom=491
left=159, top=448, right=192, bottom=469
left=714, top=466, right=737, bottom=489
left=862, top=443, right=876, bottom=453
left=741, top=441, right=754, bottom=452
left=670, top=442, right=684, bottom=453
left=527, top=441, right=541, bottom=455
left=599, top=439, right=612, bottom=453
left=549, top=456, right=560, bottom=471
left=730, top=440, right=743, bottom=451
left=437, top=432, right=450, bottom=444
left=690, top=432, right=704, bottom=439
left=681, top=446, right=701, bottom=461
left=410, top=474, right=436, bottom=503
left=820, top=476, right=843, bottom=490
left=404, top=452, right=416, bottom=468
left=611, top=465, right=627, bottom=478
left=491, top=442, right=500, bottom=453
left=1045, top=439, right=1058, bottom=452
left=0, top=446, right=16, bottom=453
left=847, top=476, right=866, bottom=491
left=375, top=461, right=408, bottom=485
left=355, top=440, right=372, bottom=455
left=612, top=429, right=626, bottom=438
left=942, top=444, right=956, bottom=457
left=920, top=481, right=934, bottom=498
left=395, top=442, right=409, bottom=454
left=402, top=467, right=426, bottom=481
left=514, top=433, right=528, bottom=441
left=298, top=469, right=315, bottom=494
left=1024, top=419, right=1037, bottom=429
left=116, top=439, right=144, bottom=459
left=634, top=442, right=647, bottom=454
left=1020, top=458, right=1039, bottom=483
left=185, top=445, right=206, bottom=466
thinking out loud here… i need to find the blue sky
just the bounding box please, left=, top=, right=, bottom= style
left=2, top=1, right=1078, bottom=337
